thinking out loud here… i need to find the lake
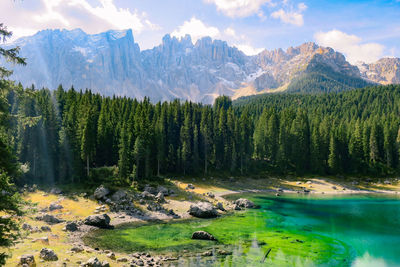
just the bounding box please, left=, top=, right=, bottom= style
left=85, top=193, right=400, bottom=266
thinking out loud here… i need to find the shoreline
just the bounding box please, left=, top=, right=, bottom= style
left=6, top=176, right=400, bottom=266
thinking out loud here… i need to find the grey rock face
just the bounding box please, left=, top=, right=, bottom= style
left=188, top=202, right=218, bottom=218
left=7, top=29, right=380, bottom=104
left=36, top=214, right=64, bottom=224
left=84, top=214, right=113, bottom=229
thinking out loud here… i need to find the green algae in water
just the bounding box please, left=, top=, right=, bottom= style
left=84, top=194, right=400, bottom=266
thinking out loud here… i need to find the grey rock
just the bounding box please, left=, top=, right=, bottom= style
left=206, top=192, right=215, bottom=198
left=37, top=214, right=64, bottom=224
left=156, top=192, right=165, bottom=203
left=50, top=188, right=62, bottom=195
left=188, top=202, right=218, bottom=218
left=19, top=254, right=35, bottom=266
left=71, top=246, right=84, bottom=253
left=65, top=222, right=79, bottom=232
left=49, top=202, right=63, bottom=211
left=81, top=257, right=110, bottom=267
left=233, top=198, right=255, bottom=209
left=40, top=225, right=52, bottom=232
left=140, top=191, right=155, bottom=200
left=94, top=185, right=109, bottom=200
left=110, top=189, right=127, bottom=202
left=216, top=202, right=225, bottom=211
left=157, top=186, right=169, bottom=196
left=106, top=252, right=115, bottom=260
left=192, top=231, right=216, bottom=241
left=186, top=184, right=195, bottom=190
left=84, top=214, right=113, bottom=229
left=39, top=248, right=58, bottom=261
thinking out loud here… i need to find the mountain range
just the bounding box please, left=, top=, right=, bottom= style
left=4, top=28, right=400, bottom=103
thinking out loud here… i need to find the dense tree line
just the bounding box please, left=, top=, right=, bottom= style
left=4, top=84, right=400, bottom=186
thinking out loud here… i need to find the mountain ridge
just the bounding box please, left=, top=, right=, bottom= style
left=4, top=28, right=399, bottom=103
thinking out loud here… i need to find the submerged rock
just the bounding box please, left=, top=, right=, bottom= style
left=233, top=198, right=255, bottom=209
left=192, top=231, right=217, bottom=241
left=84, top=214, right=113, bottom=229
left=39, top=248, right=58, bottom=261
left=188, top=202, right=218, bottom=218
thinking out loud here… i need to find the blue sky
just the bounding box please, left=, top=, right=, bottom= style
left=1, top=0, right=399, bottom=63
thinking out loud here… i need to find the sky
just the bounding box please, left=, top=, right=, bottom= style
left=1, top=0, right=399, bottom=63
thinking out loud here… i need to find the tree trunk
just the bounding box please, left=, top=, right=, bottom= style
left=86, top=155, right=90, bottom=177
left=157, top=158, right=160, bottom=177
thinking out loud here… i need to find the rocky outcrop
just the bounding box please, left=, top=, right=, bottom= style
left=192, top=231, right=217, bottom=241
left=39, top=248, right=58, bottom=261
left=84, top=214, right=113, bottom=229
left=358, top=58, right=400, bottom=84
left=188, top=202, right=218, bottom=218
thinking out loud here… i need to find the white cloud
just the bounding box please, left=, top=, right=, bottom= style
left=224, top=27, right=237, bottom=38
left=204, top=0, right=273, bottom=18
left=0, top=0, right=159, bottom=41
left=271, top=2, right=307, bottom=26
left=171, top=17, right=220, bottom=43
left=314, top=30, right=385, bottom=63
left=234, top=44, right=263, bottom=56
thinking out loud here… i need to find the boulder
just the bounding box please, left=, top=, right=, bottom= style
left=188, top=202, right=218, bottom=218
left=71, top=246, right=84, bottom=253
left=40, top=225, right=52, bottom=232
left=37, top=214, right=64, bottom=224
left=82, top=257, right=110, bottom=267
left=22, top=223, right=33, bottom=231
left=157, top=186, right=169, bottom=196
left=106, top=252, right=115, bottom=260
left=19, top=254, right=35, bottom=266
left=116, top=257, right=128, bottom=262
left=84, top=214, right=113, bottom=229
left=206, top=192, right=215, bottom=198
left=110, top=190, right=127, bottom=202
left=140, top=191, right=155, bottom=200
left=233, top=198, right=255, bottom=209
left=94, top=185, right=109, bottom=200
left=65, top=222, right=79, bottom=232
left=156, top=192, right=165, bottom=203
left=191, top=231, right=216, bottom=241
left=144, top=185, right=157, bottom=195
left=39, top=248, right=58, bottom=261
left=216, top=202, right=225, bottom=211
left=186, top=184, right=195, bottom=190
left=49, top=202, right=63, bottom=211
left=50, top=188, right=62, bottom=195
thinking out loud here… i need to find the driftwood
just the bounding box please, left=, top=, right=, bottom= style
left=261, top=248, right=272, bottom=263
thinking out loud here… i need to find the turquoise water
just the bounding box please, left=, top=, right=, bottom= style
left=256, top=194, right=400, bottom=267
left=87, top=194, right=400, bottom=266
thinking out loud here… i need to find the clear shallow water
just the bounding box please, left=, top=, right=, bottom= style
left=86, top=194, right=400, bottom=266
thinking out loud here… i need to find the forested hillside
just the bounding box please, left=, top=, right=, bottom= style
left=4, top=83, right=400, bottom=186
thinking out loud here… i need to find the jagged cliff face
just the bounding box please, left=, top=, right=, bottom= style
left=358, top=58, right=400, bottom=85
left=5, top=29, right=397, bottom=103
